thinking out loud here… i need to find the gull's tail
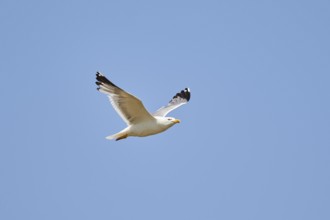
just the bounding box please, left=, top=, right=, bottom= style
left=106, top=130, right=128, bottom=141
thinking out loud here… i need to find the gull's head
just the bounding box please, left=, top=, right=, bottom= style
left=165, top=117, right=181, bottom=125
left=155, top=116, right=181, bottom=128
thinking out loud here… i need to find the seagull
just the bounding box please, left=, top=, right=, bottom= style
left=95, top=72, right=191, bottom=141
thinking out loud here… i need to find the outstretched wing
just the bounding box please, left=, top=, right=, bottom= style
left=153, top=88, right=191, bottom=117
left=96, top=72, right=155, bottom=125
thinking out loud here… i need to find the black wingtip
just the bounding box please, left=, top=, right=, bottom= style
left=95, top=71, right=120, bottom=88
left=96, top=71, right=103, bottom=80
left=96, top=71, right=112, bottom=84
left=184, top=88, right=191, bottom=101
left=172, top=88, right=191, bottom=102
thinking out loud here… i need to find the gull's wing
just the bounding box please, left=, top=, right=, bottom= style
left=153, top=88, right=191, bottom=117
left=96, top=72, right=155, bottom=125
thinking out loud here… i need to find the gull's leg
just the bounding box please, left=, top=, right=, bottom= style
left=116, top=134, right=128, bottom=141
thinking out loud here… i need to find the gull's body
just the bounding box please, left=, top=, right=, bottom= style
left=114, top=116, right=177, bottom=138
left=95, top=72, right=191, bottom=141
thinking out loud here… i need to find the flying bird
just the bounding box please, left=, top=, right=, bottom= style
left=95, top=72, right=191, bottom=141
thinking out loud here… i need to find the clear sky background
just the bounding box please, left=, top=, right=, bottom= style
left=1, top=0, right=330, bottom=219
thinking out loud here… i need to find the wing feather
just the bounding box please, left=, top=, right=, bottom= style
left=96, top=72, right=155, bottom=125
left=153, top=88, right=191, bottom=117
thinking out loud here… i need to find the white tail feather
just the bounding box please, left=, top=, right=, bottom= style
left=106, top=130, right=128, bottom=141
left=106, top=134, right=118, bottom=140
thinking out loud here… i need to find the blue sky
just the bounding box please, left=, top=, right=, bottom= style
left=1, top=0, right=330, bottom=219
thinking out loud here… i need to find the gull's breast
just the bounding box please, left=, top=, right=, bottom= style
left=129, top=120, right=169, bottom=137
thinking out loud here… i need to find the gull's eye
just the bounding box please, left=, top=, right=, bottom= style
left=168, top=118, right=171, bottom=121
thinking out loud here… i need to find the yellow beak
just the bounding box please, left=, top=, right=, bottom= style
left=173, top=119, right=181, bottom=124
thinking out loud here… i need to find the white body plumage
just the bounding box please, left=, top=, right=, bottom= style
left=107, top=117, right=179, bottom=140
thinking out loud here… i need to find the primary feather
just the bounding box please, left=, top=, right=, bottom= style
left=153, top=88, right=191, bottom=117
